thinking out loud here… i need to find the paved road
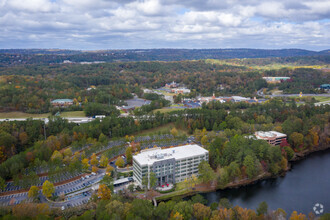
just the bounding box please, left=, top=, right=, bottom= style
left=257, top=88, right=330, bottom=98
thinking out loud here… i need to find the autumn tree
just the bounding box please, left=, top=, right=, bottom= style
left=193, top=203, right=211, bottom=220
left=115, top=157, right=125, bottom=168
left=289, top=132, right=304, bottom=149
left=106, top=164, right=114, bottom=176
left=82, top=158, right=90, bottom=170
left=92, top=166, right=99, bottom=173
left=90, top=153, right=99, bottom=166
left=42, top=180, right=55, bottom=198
left=98, top=184, right=111, bottom=200
left=99, top=155, right=109, bottom=167
left=171, top=127, right=178, bottom=137
left=28, top=185, right=39, bottom=201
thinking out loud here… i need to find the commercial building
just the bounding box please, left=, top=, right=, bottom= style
left=262, top=77, right=290, bottom=83
left=254, top=131, right=287, bottom=146
left=133, top=145, right=209, bottom=188
left=171, top=88, right=191, bottom=94
left=50, top=99, right=74, bottom=107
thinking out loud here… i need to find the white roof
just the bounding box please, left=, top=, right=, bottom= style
left=133, top=144, right=208, bottom=166
left=255, top=131, right=287, bottom=139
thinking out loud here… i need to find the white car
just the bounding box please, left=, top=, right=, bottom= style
left=61, top=206, right=65, bottom=211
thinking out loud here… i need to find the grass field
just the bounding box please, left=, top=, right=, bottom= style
left=313, top=96, right=330, bottom=102
left=0, top=112, right=50, bottom=119
left=60, top=111, right=85, bottom=117
left=0, top=111, right=85, bottom=119
left=133, top=123, right=188, bottom=136
left=152, top=108, right=185, bottom=114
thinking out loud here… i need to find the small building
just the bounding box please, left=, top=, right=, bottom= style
left=165, top=81, right=178, bottom=88
left=133, top=145, right=209, bottom=188
left=171, top=88, right=191, bottom=94
left=254, top=131, right=287, bottom=146
left=232, top=96, right=250, bottom=102
left=51, top=99, right=74, bottom=107
left=320, top=84, right=330, bottom=90
left=262, top=77, right=290, bottom=83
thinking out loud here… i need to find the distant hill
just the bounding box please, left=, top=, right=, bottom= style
left=0, top=48, right=329, bottom=66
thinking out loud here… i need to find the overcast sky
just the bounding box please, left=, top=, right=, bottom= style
left=0, top=0, right=329, bottom=50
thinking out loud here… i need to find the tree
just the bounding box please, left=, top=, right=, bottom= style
left=289, top=132, right=304, bottom=149
left=50, top=150, right=62, bottom=163
left=28, top=186, right=39, bottom=201
left=82, top=158, right=90, bottom=170
left=243, top=155, right=259, bottom=179
left=98, top=184, right=111, bottom=200
left=90, top=153, right=98, bottom=166
left=125, top=147, right=132, bottom=165
left=257, top=201, right=268, bottom=216
left=289, top=211, right=307, bottom=220
left=106, top=164, right=114, bottom=176
left=172, top=201, right=193, bottom=220
left=115, top=157, right=125, bottom=168
left=193, top=203, right=211, bottom=220
left=142, top=172, right=157, bottom=190
left=63, top=148, right=72, bottom=157
left=92, top=166, right=99, bottom=173
left=42, top=180, right=55, bottom=198
left=100, top=174, right=114, bottom=191
left=99, top=155, right=109, bottom=167
left=201, top=135, right=209, bottom=146
left=99, top=133, right=107, bottom=144
left=171, top=127, right=178, bottom=137
left=198, top=161, right=214, bottom=183
left=0, top=177, right=5, bottom=191
left=130, top=199, right=153, bottom=219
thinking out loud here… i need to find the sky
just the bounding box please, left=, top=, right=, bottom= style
left=0, top=0, right=329, bottom=50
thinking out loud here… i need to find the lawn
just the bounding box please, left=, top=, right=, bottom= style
left=0, top=112, right=50, bottom=119
left=152, top=108, right=185, bottom=114
left=60, top=111, right=85, bottom=117
left=133, top=123, right=189, bottom=136
left=313, top=96, right=330, bottom=102
left=0, top=111, right=85, bottom=119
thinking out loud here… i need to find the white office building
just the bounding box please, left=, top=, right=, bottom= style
left=133, top=144, right=209, bottom=188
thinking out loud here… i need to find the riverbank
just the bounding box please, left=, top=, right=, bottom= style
left=156, top=144, right=330, bottom=202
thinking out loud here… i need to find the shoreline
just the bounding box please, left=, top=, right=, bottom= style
left=155, top=144, right=330, bottom=202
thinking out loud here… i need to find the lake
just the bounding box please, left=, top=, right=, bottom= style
left=199, top=149, right=330, bottom=216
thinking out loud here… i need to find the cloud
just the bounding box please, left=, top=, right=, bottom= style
left=0, top=0, right=328, bottom=50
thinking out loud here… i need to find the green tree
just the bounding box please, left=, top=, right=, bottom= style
left=198, top=161, right=214, bottom=183
left=0, top=177, right=6, bottom=191
left=172, top=201, right=193, bottom=220
left=42, top=180, right=55, bottom=198
left=289, top=132, right=304, bottom=149
left=125, top=147, right=133, bottom=165
left=257, top=201, right=268, bottom=216
left=243, top=155, right=259, bottom=179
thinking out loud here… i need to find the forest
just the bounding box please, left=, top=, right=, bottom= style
left=0, top=59, right=329, bottom=113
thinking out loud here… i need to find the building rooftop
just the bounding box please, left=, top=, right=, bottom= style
left=133, top=144, right=208, bottom=166
left=51, top=99, right=73, bottom=103
left=255, top=131, right=286, bottom=139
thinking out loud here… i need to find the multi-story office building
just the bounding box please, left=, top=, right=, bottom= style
left=133, top=144, right=209, bottom=188
left=254, top=131, right=287, bottom=146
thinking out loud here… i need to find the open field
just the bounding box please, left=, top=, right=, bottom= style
left=0, top=111, right=85, bottom=119
left=0, top=112, right=49, bottom=119
left=60, top=111, right=85, bottom=117
left=133, top=123, right=188, bottom=136
left=152, top=108, right=185, bottom=114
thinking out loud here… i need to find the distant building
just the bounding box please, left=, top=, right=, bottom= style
left=51, top=99, right=74, bottom=107
left=231, top=96, right=250, bottom=102
left=263, top=77, right=290, bottom=83
left=165, top=81, right=178, bottom=88
left=133, top=145, right=208, bottom=188
left=254, top=131, right=287, bottom=146
left=171, top=88, right=191, bottom=94
left=320, top=84, right=330, bottom=90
